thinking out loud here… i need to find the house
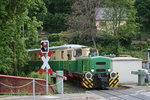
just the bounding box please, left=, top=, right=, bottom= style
left=95, top=8, right=126, bottom=31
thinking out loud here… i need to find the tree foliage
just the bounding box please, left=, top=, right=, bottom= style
left=0, top=0, right=45, bottom=75
left=99, top=0, right=139, bottom=55
left=0, top=0, right=149, bottom=76
left=48, top=33, right=67, bottom=46
left=42, top=0, right=74, bottom=33
left=135, top=0, right=150, bottom=32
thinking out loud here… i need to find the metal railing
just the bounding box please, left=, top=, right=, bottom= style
left=0, top=75, right=54, bottom=95
left=0, top=72, right=66, bottom=100
left=0, top=78, right=63, bottom=100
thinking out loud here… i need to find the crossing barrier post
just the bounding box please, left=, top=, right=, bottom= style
left=61, top=77, right=63, bottom=98
left=56, top=71, right=63, bottom=94
left=33, top=79, right=35, bottom=100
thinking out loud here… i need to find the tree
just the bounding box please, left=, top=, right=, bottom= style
left=67, top=0, right=101, bottom=48
left=48, top=33, right=67, bottom=46
left=42, top=0, right=74, bottom=33
left=0, top=0, right=45, bottom=75
left=99, top=0, right=139, bottom=55
left=135, top=0, right=150, bottom=32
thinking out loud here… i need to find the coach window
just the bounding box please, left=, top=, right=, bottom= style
left=74, top=49, right=82, bottom=57
left=52, top=51, right=56, bottom=60
left=67, top=50, right=72, bottom=60
left=61, top=51, right=64, bottom=59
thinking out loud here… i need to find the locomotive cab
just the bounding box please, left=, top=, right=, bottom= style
left=77, top=56, right=112, bottom=88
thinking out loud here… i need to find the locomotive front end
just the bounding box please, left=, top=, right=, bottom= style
left=81, top=56, right=119, bottom=88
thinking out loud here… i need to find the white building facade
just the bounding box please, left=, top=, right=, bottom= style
left=111, top=57, right=142, bottom=83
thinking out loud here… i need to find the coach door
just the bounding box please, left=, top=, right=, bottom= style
left=67, top=50, right=72, bottom=71
left=67, top=50, right=72, bottom=60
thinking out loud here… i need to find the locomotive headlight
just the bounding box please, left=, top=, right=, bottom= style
left=91, top=68, right=94, bottom=72
left=85, top=72, right=93, bottom=79
left=108, top=69, right=111, bottom=72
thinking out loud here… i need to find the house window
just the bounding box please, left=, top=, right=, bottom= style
left=99, top=22, right=106, bottom=27
left=61, top=51, right=64, bottom=59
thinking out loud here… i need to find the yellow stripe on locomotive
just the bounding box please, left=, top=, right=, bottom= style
left=82, top=73, right=94, bottom=88
left=109, top=72, right=119, bottom=87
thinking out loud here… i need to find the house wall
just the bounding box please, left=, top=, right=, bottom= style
left=111, top=57, right=142, bottom=83
left=96, top=20, right=126, bottom=31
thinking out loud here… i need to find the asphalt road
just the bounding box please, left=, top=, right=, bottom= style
left=1, top=85, right=150, bottom=100
left=0, top=93, right=104, bottom=100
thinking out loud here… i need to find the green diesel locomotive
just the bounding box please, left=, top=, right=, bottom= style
left=28, top=44, right=119, bottom=88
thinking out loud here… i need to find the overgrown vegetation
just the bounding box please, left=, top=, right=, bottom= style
left=28, top=72, right=53, bottom=83
left=0, top=0, right=45, bottom=76
left=0, top=0, right=150, bottom=76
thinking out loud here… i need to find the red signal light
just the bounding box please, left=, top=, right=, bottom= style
left=42, top=42, right=46, bottom=47
left=41, top=40, right=49, bottom=53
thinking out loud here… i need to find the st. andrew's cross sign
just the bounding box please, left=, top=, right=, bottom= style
left=39, top=51, right=54, bottom=75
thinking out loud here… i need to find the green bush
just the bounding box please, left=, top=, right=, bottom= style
left=50, top=41, right=67, bottom=46
left=28, top=72, right=54, bottom=84
left=147, top=39, right=150, bottom=46
left=48, top=33, right=64, bottom=42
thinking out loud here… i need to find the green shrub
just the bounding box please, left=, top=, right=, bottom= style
left=28, top=72, right=54, bottom=84
left=50, top=41, right=67, bottom=46
left=48, top=33, right=64, bottom=42
left=147, top=39, right=150, bottom=46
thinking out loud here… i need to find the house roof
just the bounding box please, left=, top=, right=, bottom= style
left=96, top=8, right=127, bottom=21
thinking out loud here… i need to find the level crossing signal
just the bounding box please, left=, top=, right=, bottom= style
left=41, top=40, right=49, bottom=53
left=39, top=51, right=53, bottom=75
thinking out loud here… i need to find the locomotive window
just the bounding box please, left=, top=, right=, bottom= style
left=74, top=49, right=82, bottom=57
left=89, top=49, right=97, bottom=57
left=96, top=62, right=106, bottom=65
left=61, top=51, right=64, bottom=59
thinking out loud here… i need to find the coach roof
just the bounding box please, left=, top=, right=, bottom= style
left=49, top=44, right=87, bottom=50
left=28, top=44, right=87, bottom=52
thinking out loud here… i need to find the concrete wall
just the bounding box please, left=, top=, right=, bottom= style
left=111, top=57, right=142, bottom=83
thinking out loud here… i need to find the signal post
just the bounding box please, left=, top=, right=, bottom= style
left=39, top=40, right=53, bottom=95
left=39, top=40, right=67, bottom=95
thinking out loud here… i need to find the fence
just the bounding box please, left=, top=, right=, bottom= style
left=0, top=74, right=54, bottom=95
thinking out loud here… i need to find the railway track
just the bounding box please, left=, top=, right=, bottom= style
left=91, top=89, right=146, bottom=100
